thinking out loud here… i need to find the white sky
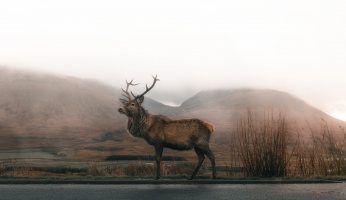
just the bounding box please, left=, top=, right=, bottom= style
left=1, top=0, right=346, bottom=120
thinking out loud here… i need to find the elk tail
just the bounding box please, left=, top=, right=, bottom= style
left=203, top=121, right=215, bottom=133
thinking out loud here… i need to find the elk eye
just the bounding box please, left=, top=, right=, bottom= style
left=130, top=103, right=135, bottom=106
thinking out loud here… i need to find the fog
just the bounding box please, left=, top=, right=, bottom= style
left=1, top=0, right=346, bottom=120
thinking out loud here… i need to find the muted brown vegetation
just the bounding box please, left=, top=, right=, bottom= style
left=0, top=161, right=205, bottom=178
left=233, top=109, right=292, bottom=177
left=230, top=109, right=346, bottom=178
left=293, top=120, right=346, bottom=177
left=2, top=68, right=346, bottom=179
left=1, top=68, right=345, bottom=164
left=1, top=114, right=346, bottom=179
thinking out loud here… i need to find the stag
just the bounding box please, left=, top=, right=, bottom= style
left=118, top=75, right=216, bottom=180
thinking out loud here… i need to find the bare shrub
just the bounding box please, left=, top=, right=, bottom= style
left=294, top=120, right=346, bottom=177
left=228, top=135, right=244, bottom=177
left=234, top=109, right=293, bottom=177
left=314, top=121, right=346, bottom=176
left=293, top=131, right=316, bottom=177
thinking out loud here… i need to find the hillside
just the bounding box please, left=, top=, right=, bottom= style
left=176, top=89, right=342, bottom=133
left=0, top=68, right=171, bottom=160
left=1, top=67, right=345, bottom=164
left=0, top=68, right=117, bottom=148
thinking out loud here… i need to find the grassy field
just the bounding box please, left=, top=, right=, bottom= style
left=1, top=107, right=346, bottom=180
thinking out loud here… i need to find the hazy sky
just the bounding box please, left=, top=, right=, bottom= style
left=1, top=0, right=346, bottom=120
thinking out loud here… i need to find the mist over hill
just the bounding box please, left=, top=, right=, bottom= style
left=0, top=67, right=345, bottom=162
left=177, top=89, right=334, bottom=125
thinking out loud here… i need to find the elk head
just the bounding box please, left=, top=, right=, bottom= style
left=118, top=75, right=159, bottom=118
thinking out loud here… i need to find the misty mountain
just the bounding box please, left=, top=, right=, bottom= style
left=1, top=67, right=345, bottom=161
left=178, top=89, right=333, bottom=124
left=0, top=68, right=169, bottom=148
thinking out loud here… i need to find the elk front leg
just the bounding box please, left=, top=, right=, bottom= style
left=154, top=146, right=163, bottom=180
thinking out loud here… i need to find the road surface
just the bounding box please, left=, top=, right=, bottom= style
left=0, top=182, right=345, bottom=200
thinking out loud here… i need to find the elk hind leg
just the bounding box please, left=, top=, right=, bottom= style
left=202, top=148, right=217, bottom=179
left=189, top=147, right=205, bottom=180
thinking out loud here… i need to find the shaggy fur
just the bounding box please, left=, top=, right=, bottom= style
left=118, top=76, right=216, bottom=179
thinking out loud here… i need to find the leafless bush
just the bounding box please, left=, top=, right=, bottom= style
left=234, top=109, right=293, bottom=177
left=227, top=138, right=243, bottom=177
left=294, top=120, right=346, bottom=177
left=292, top=131, right=315, bottom=177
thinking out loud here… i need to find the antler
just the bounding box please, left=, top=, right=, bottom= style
left=120, top=79, right=139, bottom=102
left=134, top=75, right=160, bottom=100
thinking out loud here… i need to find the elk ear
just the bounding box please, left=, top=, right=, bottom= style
left=119, top=98, right=127, bottom=105
left=137, top=96, right=144, bottom=104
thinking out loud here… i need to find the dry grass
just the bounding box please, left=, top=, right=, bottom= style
left=86, top=161, right=201, bottom=178
left=2, top=113, right=346, bottom=179
left=2, top=68, right=346, bottom=179
left=0, top=159, right=33, bottom=177
left=0, top=164, right=5, bottom=175
left=1, top=109, right=345, bottom=180
left=0, top=160, right=208, bottom=178
left=87, top=162, right=126, bottom=176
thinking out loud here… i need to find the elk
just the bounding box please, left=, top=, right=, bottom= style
left=118, top=75, right=216, bottom=180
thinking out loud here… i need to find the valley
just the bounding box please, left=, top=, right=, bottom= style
left=1, top=67, right=346, bottom=176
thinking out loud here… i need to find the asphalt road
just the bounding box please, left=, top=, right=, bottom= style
left=0, top=182, right=346, bottom=200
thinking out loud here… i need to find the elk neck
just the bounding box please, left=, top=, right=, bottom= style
left=127, top=106, right=151, bottom=137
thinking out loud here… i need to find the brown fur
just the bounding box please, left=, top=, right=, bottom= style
left=203, top=121, right=215, bottom=133
left=118, top=76, right=216, bottom=180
